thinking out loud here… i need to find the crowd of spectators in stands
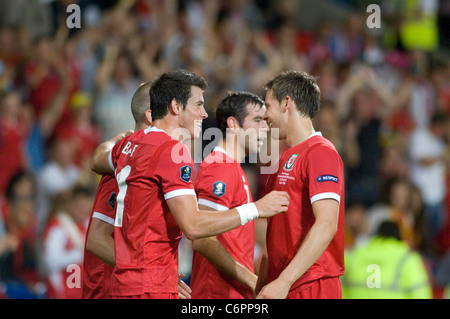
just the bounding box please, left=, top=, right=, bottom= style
left=0, top=0, right=449, bottom=298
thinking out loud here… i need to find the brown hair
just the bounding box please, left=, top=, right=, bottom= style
left=264, top=70, right=320, bottom=119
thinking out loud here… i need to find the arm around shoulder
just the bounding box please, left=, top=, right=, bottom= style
left=90, top=130, right=134, bottom=174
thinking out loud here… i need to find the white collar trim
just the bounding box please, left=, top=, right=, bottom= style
left=213, top=146, right=230, bottom=157
left=307, top=131, right=322, bottom=139
left=144, top=126, right=167, bottom=134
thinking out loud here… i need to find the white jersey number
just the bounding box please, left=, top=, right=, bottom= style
left=115, top=165, right=131, bottom=227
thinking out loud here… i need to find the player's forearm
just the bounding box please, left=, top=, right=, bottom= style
left=91, top=130, right=133, bottom=174
left=86, top=233, right=115, bottom=267
left=255, top=252, right=269, bottom=296
left=91, top=141, right=115, bottom=174
left=183, top=209, right=243, bottom=240
left=278, top=220, right=336, bottom=287
left=86, top=219, right=116, bottom=266
left=192, top=237, right=257, bottom=292
left=189, top=192, right=288, bottom=238
left=169, top=191, right=289, bottom=240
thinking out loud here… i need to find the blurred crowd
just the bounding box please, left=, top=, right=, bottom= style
left=0, top=0, right=449, bottom=299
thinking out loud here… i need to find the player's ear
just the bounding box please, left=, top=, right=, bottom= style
left=282, top=96, right=290, bottom=113
left=145, top=109, right=152, bottom=126
left=226, top=116, right=240, bottom=134
left=169, top=98, right=182, bottom=115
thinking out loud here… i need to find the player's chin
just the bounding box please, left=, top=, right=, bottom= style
left=248, top=143, right=261, bottom=155
left=255, top=138, right=265, bottom=151
left=193, top=128, right=201, bottom=139
left=193, top=121, right=202, bottom=138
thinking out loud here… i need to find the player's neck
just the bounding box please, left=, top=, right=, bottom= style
left=135, top=123, right=150, bottom=132
left=217, top=138, right=246, bottom=163
left=286, top=114, right=315, bottom=147
left=151, top=119, right=181, bottom=140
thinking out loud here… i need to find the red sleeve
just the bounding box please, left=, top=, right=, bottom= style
left=195, top=163, right=237, bottom=211
left=154, top=142, right=196, bottom=200
left=91, top=174, right=117, bottom=225
left=109, top=137, right=130, bottom=171
left=305, top=145, right=344, bottom=204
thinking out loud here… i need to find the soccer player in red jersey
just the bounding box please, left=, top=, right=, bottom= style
left=83, top=82, right=192, bottom=299
left=255, top=71, right=345, bottom=299
left=81, top=174, right=116, bottom=299
left=82, top=82, right=152, bottom=299
left=90, top=69, right=289, bottom=299
left=190, top=92, right=269, bottom=299
left=82, top=82, right=192, bottom=299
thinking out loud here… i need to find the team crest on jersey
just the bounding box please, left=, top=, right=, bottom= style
left=180, top=165, right=192, bottom=183
left=108, top=192, right=117, bottom=208
left=284, top=154, right=298, bottom=171
left=212, top=181, right=226, bottom=197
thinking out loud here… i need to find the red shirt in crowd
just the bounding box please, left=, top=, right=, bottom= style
left=0, top=119, right=27, bottom=194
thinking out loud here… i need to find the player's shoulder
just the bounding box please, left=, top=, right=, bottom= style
left=197, top=152, right=240, bottom=183
left=135, top=127, right=184, bottom=157
left=98, top=174, right=117, bottom=191
left=303, top=134, right=339, bottom=158
left=142, top=131, right=192, bottom=169
left=98, top=173, right=116, bottom=187
left=138, top=126, right=172, bottom=145
left=307, top=133, right=336, bottom=149
left=200, top=151, right=238, bottom=172
left=113, top=129, right=143, bottom=153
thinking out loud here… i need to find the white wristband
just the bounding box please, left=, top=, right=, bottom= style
left=235, top=203, right=259, bottom=225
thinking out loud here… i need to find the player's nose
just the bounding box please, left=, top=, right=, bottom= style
left=260, top=119, right=269, bottom=131
left=199, top=105, right=208, bottom=119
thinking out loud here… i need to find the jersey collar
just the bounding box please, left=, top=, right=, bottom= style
left=213, top=146, right=230, bottom=157
left=144, top=126, right=167, bottom=135
left=307, top=131, right=322, bottom=139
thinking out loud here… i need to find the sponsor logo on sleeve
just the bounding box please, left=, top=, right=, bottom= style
left=316, top=175, right=339, bottom=183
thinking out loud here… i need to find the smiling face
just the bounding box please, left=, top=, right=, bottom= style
left=239, top=102, right=269, bottom=154
left=179, top=85, right=208, bottom=139
left=264, top=89, right=288, bottom=140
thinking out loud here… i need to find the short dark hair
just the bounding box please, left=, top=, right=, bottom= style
left=71, top=184, right=95, bottom=199
left=264, top=70, right=320, bottom=119
left=150, top=69, right=207, bottom=121
left=430, top=112, right=448, bottom=126
left=131, top=81, right=152, bottom=125
left=376, top=221, right=401, bottom=241
left=5, top=170, right=35, bottom=202
left=216, top=92, right=265, bottom=138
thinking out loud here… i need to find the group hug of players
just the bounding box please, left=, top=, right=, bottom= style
left=81, top=69, right=345, bottom=299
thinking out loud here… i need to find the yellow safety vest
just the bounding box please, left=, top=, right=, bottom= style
left=342, top=237, right=432, bottom=299
left=399, top=0, right=439, bottom=51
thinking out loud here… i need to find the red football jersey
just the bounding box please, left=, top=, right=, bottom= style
left=108, top=127, right=195, bottom=297
left=190, top=147, right=255, bottom=299
left=265, top=133, right=345, bottom=297
left=82, top=174, right=117, bottom=299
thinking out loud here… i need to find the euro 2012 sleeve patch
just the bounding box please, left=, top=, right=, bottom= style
left=212, top=181, right=226, bottom=197
left=180, top=165, right=192, bottom=183
left=108, top=192, right=117, bottom=208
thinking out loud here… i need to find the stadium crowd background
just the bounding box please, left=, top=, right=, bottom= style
left=0, top=0, right=449, bottom=299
